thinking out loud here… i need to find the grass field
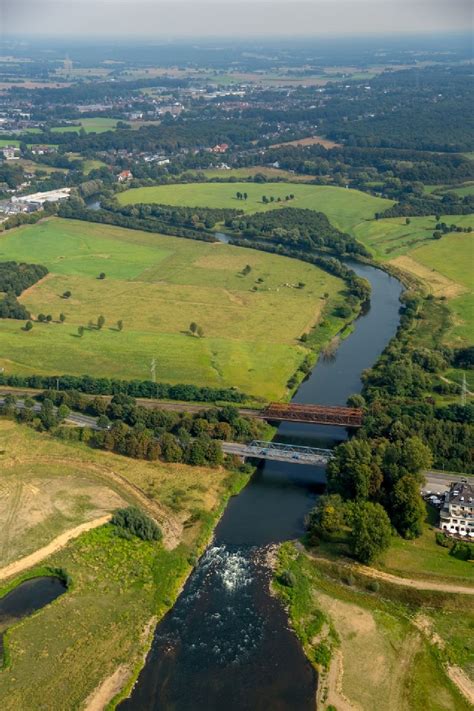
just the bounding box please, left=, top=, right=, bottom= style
left=200, top=166, right=316, bottom=182
left=275, top=543, right=471, bottom=711
left=0, top=419, right=247, bottom=710
left=354, top=214, right=473, bottom=261
left=117, top=182, right=393, bottom=234
left=0, top=418, right=237, bottom=561
left=0, top=218, right=346, bottom=399
left=51, top=118, right=119, bottom=134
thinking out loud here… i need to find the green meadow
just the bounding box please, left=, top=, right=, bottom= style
left=51, top=118, right=119, bottom=134
left=0, top=218, right=346, bottom=400
left=117, top=182, right=392, bottom=234
left=353, top=214, right=474, bottom=261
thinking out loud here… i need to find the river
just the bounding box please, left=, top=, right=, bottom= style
left=120, top=261, right=403, bottom=710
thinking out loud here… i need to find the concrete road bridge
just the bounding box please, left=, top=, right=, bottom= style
left=222, top=440, right=334, bottom=465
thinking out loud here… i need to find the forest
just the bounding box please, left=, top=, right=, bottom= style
left=225, top=208, right=369, bottom=257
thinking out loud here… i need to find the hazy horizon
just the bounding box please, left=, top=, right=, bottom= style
left=2, top=0, right=472, bottom=38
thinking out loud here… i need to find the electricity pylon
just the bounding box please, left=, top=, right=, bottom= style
left=460, top=372, right=467, bottom=407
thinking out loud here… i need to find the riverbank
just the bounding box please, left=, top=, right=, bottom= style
left=274, top=542, right=473, bottom=711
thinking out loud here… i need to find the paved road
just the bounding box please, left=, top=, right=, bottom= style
left=423, top=471, right=472, bottom=493
left=0, top=397, right=100, bottom=430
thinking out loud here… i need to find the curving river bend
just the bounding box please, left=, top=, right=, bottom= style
left=120, top=262, right=403, bottom=711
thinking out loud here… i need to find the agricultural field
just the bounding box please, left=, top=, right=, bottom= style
left=200, top=166, right=316, bottom=182
left=0, top=218, right=346, bottom=400
left=116, top=182, right=393, bottom=234
left=275, top=543, right=471, bottom=711
left=353, top=214, right=473, bottom=261
left=51, top=118, right=119, bottom=134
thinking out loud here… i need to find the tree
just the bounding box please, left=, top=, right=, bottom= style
left=196, top=326, right=204, bottom=338
left=57, top=403, right=70, bottom=422
left=189, top=322, right=198, bottom=335
left=389, top=475, right=425, bottom=539
left=159, top=432, right=183, bottom=462
left=98, top=272, right=106, bottom=280
left=307, top=494, right=346, bottom=540
left=59, top=313, right=66, bottom=323
left=350, top=501, right=392, bottom=564
left=39, top=398, right=57, bottom=430
left=243, top=192, right=248, bottom=200
left=117, top=319, right=123, bottom=331
left=97, top=315, right=105, bottom=330
left=328, top=439, right=382, bottom=501
left=236, top=191, right=242, bottom=200
left=78, top=326, right=84, bottom=337
left=37, top=313, right=47, bottom=323
left=46, top=314, right=52, bottom=323
left=111, top=506, right=161, bottom=541
left=24, top=320, right=33, bottom=331
left=62, top=290, right=71, bottom=299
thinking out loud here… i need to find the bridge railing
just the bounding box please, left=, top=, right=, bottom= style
left=244, top=440, right=334, bottom=460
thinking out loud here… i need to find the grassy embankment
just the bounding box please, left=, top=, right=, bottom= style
left=0, top=419, right=248, bottom=709
left=274, top=542, right=473, bottom=711
left=0, top=217, right=349, bottom=401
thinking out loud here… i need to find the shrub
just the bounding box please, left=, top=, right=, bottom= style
left=435, top=531, right=451, bottom=548
left=449, top=540, right=473, bottom=561
left=111, top=506, right=162, bottom=541
left=279, top=569, right=297, bottom=588
left=367, top=580, right=380, bottom=593
left=312, top=641, right=332, bottom=669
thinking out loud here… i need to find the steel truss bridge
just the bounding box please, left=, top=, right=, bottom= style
left=258, top=403, right=363, bottom=427
left=222, top=440, right=334, bottom=465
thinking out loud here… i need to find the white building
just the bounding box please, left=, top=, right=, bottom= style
left=12, top=188, right=71, bottom=207
left=440, top=481, right=474, bottom=538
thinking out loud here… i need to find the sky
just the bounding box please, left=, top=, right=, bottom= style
left=2, top=0, right=472, bottom=38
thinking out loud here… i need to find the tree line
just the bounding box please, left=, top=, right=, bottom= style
left=0, top=372, right=249, bottom=404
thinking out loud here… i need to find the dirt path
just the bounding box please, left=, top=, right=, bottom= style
left=83, top=664, right=130, bottom=711
left=297, top=543, right=474, bottom=595
left=353, top=562, right=474, bottom=595
left=0, top=515, right=110, bottom=582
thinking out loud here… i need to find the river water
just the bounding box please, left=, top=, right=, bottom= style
left=120, top=261, right=403, bottom=711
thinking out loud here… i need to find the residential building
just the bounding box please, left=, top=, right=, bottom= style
left=440, top=480, right=474, bottom=538
left=117, top=169, right=133, bottom=182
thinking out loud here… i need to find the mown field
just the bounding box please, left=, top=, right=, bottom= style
left=200, top=166, right=316, bottom=182
left=51, top=117, right=119, bottom=133
left=354, top=214, right=473, bottom=261
left=275, top=543, right=472, bottom=711
left=354, top=214, right=474, bottom=348
left=116, top=182, right=393, bottom=234
left=0, top=218, right=346, bottom=400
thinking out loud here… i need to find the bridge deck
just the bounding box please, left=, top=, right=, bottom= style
left=258, top=403, right=363, bottom=427
left=222, top=440, right=333, bottom=465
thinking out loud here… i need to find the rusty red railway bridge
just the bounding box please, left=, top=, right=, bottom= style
left=257, top=403, right=363, bottom=428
